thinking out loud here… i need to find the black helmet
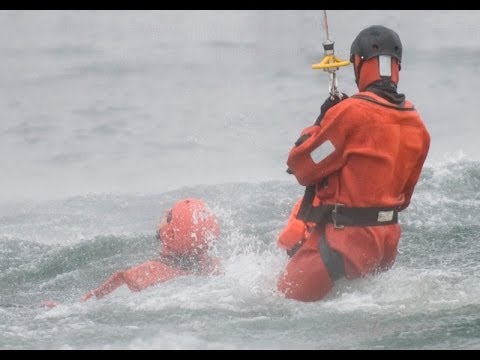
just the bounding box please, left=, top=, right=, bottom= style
left=350, top=25, right=402, bottom=63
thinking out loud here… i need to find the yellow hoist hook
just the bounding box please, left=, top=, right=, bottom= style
left=311, top=11, right=350, bottom=98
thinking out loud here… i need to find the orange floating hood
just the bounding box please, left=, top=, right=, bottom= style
left=158, top=198, right=220, bottom=256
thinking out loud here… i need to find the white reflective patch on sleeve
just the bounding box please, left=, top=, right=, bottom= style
left=379, top=55, right=391, bottom=77
left=310, top=140, right=335, bottom=164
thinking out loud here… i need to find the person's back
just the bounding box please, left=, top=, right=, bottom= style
left=298, top=91, right=430, bottom=209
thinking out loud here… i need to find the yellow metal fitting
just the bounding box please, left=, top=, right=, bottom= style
left=312, top=55, right=350, bottom=70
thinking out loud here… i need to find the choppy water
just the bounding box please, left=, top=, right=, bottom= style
left=1, top=10, right=479, bottom=349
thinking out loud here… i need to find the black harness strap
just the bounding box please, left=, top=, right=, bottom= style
left=300, top=203, right=398, bottom=227
left=330, top=204, right=398, bottom=227
left=294, top=185, right=398, bottom=281
left=296, top=186, right=398, bottom=228
left=318, top=226, right=345, bottom=281
left=297, top=185, right=316, bottom=221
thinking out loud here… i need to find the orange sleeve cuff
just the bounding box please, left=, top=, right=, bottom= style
left=277, top=218, right=307, bottom=250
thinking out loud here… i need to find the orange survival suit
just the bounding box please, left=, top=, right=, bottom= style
left=276, top=25, right=431, bottom=302
left=82, top=198, right=221, bottom=301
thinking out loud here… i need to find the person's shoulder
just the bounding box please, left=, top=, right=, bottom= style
left=339, top=96, right=360, bottom=107
left=126, top=260, right=167, bottom=273
left=346, top=91, right=376, bottom=103
left=124, top=259, right=187, bottom=280
left=326, top=95, right=359, bottom=117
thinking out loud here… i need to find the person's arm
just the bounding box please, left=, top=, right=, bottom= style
left=315, top=93, right=349, bottom=126
left=43, top=272, right=127, bottom=306
left=287, top=103, right=351, bottom=186
left=82, top=271, right=127, bottom=302
left=399, top=129, right=431, bottom=211
left=82, top=261, right=187, bottom=302
left=277, top=197, right=316, bottom=257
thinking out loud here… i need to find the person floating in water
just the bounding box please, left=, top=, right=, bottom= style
left=82, top=198, right=221, bottom=302
left=277, top=25, right=431, bottom=302
left=42, top=198, right=221, bottom=308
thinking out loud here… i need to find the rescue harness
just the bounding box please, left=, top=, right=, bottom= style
left=296, top=185, right=399, bottom=229
left=295, top=185, right=399, bottom=282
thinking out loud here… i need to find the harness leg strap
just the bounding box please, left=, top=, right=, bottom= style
left=318, top=227, right=345, bottom=281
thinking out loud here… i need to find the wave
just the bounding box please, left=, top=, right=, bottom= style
left=1, top=157, right=480, bottom=349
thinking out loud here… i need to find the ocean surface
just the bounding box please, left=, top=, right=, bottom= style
left=1, top=10, right=479, bottom=349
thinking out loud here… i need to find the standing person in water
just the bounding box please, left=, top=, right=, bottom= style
left=276, top=25, right=430, bottom=302
left=81, top=197, right=221, bottom=302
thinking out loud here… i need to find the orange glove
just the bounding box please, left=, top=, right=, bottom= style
left=278, top=218, right=307, bottom=251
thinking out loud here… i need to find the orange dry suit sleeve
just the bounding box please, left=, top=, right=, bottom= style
left=277, top=197, right=317, bottom=253
left=398, top=145, right=430, bottom=211
left=286, top=108, right=349, bottom=187
left=87, top=261, right=186, bottom=299
left=120, top=261, right=186, bottom=291
left=87, top=271, right=127, bottom=300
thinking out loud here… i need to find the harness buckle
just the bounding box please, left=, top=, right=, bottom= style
left=332, top=203, right=345, bottom=229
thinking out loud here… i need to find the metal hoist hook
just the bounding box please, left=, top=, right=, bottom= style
left=311, top=10, right=350, bottom=99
